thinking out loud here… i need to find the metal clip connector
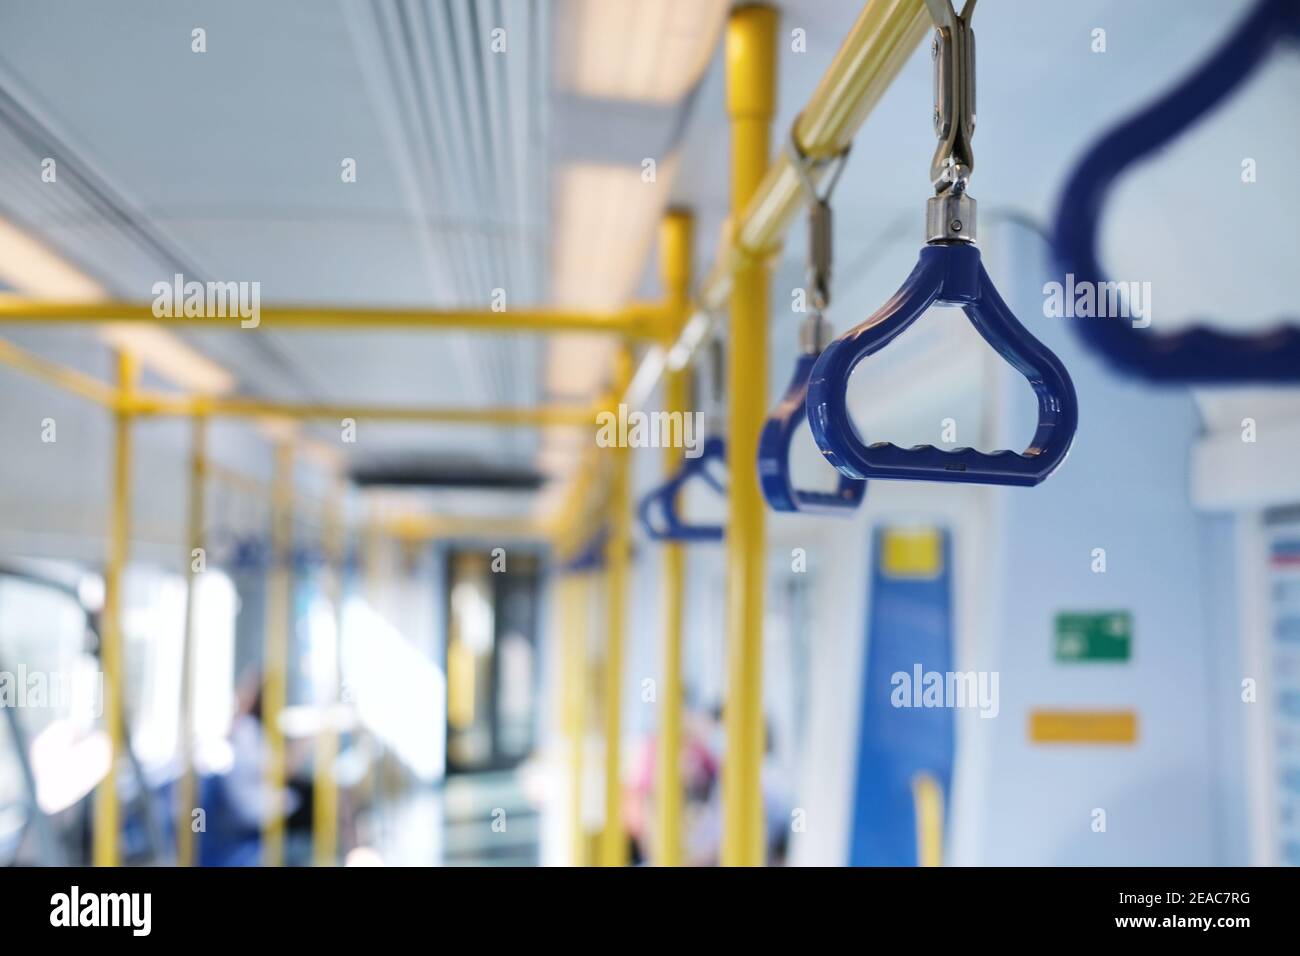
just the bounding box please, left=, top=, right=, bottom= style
left=925, top=0, right=977, bottom=242
left=926, top=191, right=976, bottom=243
left=786, top=118, right=851, bottom=338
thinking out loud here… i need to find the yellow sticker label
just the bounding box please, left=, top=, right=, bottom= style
left=1029, top=709, right=1138, bottom=744
left=881, top=528, right=943, bottom=578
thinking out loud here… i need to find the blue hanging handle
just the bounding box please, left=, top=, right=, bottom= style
left=1053, top=0, right=1300, bottom=383
left=229, top=534, right=269, bottom=571
left=759, top=351, right=866, bottom=512
left=292, top=545, right=327, bottom=574
left=808, top=243, right=1078, bottom=487
left=758, top=119, right=865, bottom=514
left=637, top=436, right=726, bottom=542
left=562, top=526, right=607, bottom=572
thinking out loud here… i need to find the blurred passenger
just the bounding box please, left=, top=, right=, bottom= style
left=199, top=668, right=309, bottom=866
left=624, top=705, right=792, bottom=865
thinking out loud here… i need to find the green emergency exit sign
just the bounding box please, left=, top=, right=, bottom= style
left=1054, top=611, right=1132, bottom=662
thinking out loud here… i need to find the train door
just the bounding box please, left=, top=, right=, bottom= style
left=444, top=549, right=542, bottom=774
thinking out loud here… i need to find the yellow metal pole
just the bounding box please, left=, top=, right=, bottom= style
left=700, top=0, right=929, bottom=310
left=721, top=3, right=777, bottom=869
left=0, top=339, right=598, bottom=431
left=0, top=336, right=119, bottom=407
left=357, top=509, right=382, bottom=813
left=176, top=412, right=207, bottom=866
left=912, top=772, right=944, bottom=867
left=93, top=350, right=137, bottom=867
left=598, top=347, right=633, bottom=867
left=313, top=482, right=345, bottom=866
left=655, top=211, right=693, bottom=867
left=626, top=0, right=929, bottom=404
left=123, top=395, right=597, bottom=427
left=262, top=441, right=294, bottom=867
left=549, top=450, right=603, bottom=866
left=0, top=299, right=664, bottom=337
left=379, top=514, right=549, bottom=542
left=561, top=570, right=589, bottom=866
left=546, top=445, right=606, bottom=549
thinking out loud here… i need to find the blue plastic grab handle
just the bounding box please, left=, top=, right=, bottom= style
left=758, top=352, right=866, bottom=513
left=229, top=535, right=269, bottom=571
left=563, top=526, right=608, bottom=572
left=1053, top=0, right=1300, bottom=383
left=637, top=436, right=726, bottom=542
left=807, top=242, right=1078, bottom=487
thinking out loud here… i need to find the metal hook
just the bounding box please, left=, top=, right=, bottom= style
left=701, top=332, right=727, bottom=434
left=786, top=117, right=852, bottom=205
left=925, top=0, right=977, bottom=243
left=786, top=118, right=851, bottom=351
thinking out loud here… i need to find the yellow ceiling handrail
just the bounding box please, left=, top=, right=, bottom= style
left=0, top=335, right=118, bottom=407
left=377, top=514, right=550, bottom=542
left=700, top=0, right=930, bottom=310
left=624, top=0, right=931, bottom=408
left=0, top=339, right=599, bottom=428
left=123, top=394, right=599, bottom=427
left=0, top=297, right=667, bottom=338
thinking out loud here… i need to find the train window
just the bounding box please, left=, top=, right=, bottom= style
left=340, top=595, right=444, bottom=782
left=122, top=569, right=187, bottom=772
left=118, top=566, right=236, bottom=777
left=0, top=571, right=102, bottom=863
left=190, top=571, right=238, bottom=770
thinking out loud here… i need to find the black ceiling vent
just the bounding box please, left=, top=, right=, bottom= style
left=350, top=461, right=545, bottom=491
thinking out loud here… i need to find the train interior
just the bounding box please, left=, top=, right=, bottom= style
left=0, top=0, right=1297, bottom=868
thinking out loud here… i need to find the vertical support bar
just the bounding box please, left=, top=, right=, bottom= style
left=360, top=511, right=382, bottom=818
left=598, top=347, right=633, bottom=867
left=313, top=482, right=345, bottom=866
left=912, top=772, right=945, bottom=867
left=176, top=411, right=207, bottom=867
left=655, top=210, right=693, bottom=867
left=562, top=571, right=589, bottom=865
left=262, top=441, right=294, bottom=867
left=93, top=350, right=138, bottom=868
left=722, top=3, right=777, bottom=868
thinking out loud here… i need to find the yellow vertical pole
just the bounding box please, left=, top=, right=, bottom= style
left=655, top=210, right=693, bottom=867
left=561, top=570, right=589, bottom=866
left=912, top=772, right=945, bottom=867
left=313, top=481, right=345, bottom=866
left=359, top=510, right=381, bottom=803
left=176, top=411, right=207, bottom=867
left=93, top=350, right=137, bottom=868
left=262, top=441, right=294, bottom=867
left=722, top=3, right=777, bottom=868
left=598, top=347, right=633, bottom=867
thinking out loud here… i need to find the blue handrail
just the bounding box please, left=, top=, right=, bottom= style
left=808, top=243, right=1078, bottom=487
left=1052, top=0, right=1300, bottom=383
left=562, top=526, right=608, bottom=572
left=759, top=351, right=866, bottom=512
left=807, top=0, right=1078, bottom=487
left=637, top=436, right=726, bottom=542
